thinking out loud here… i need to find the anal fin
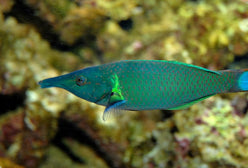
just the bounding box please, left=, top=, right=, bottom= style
left=168, top=94, right=214, bottom=110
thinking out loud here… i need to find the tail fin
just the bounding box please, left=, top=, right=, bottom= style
left=219, top=69, right=248, bottom=93
left=238, top=70, right=248, bottom=91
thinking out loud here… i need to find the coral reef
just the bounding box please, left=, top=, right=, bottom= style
left=0, top=157, right=24, bottom=168
left=129, top=96, right=248, bottom=168
left=0, top=0, right=248, bottom=168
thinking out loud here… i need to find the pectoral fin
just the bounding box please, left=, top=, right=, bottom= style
left=103, top=91, right=127, bottom=121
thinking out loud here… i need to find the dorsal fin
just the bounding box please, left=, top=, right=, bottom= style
left=168, top=61, right=221, bottom=75
left=120, top=60, right=221, bottom=75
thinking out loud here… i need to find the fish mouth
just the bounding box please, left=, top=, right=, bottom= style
left=38, top=78, right=55, bottom=88
left=38, top=77, right=66, bottom=89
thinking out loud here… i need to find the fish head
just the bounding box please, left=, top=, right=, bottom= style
left=38, top=67, right=112, bottom=105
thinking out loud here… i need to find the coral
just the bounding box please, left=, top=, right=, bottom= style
left=0, top=13, right=64, bottom=167
left=0, top=0, right=14, bottom=12
left=97, top=0, right=248, bottom=67
left=59, top=7, right=106, bottom=44
left=0, top=6, right=125, bottom=168
left=11, top=0, right=248, bottom=66
left=172, top=96, right=248, bottom=168
left=22, top=0, right=107, bottom=45
left=0, top=157, right=24, bottom=168
left=39, top=143, right=108, bottom=168
left=124, top=96, right=248, bottom=168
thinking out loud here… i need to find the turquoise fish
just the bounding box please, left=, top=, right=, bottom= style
left=38, top=60, right=248, bottom=120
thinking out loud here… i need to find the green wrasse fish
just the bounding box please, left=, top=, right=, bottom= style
left=38, top=60, right=248, bottom=120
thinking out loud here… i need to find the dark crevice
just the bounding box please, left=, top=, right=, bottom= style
left=227, top=52, right=248, bottom=69
left=170, top=125, right=179, bottom=134
left=188, top=150, right=194, bottom=157
left=151, top=135, right=157, bottom=145
left=0, top=90, right=26, bottom=115
left=52, top=135, right=85, bottom=164
left=161, top=110, right=174, bottom=121
left=234, top=52, right=248, bottom=61
left=118, top=18, right=133, bottom=31
left=242, top=101, right=248, bottom=115
left=52, top=117, right=123, bottom=168
left=3, top=0, right=86, bottom=51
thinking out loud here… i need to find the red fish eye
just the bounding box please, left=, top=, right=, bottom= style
left=76, top=76, right=86, bottom=86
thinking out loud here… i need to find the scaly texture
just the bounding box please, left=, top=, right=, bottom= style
left=39, top=60, right=248, bottom=115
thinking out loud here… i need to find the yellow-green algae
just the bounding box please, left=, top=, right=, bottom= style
left=1, top=0, right=248, bottom=168
left=124, top=96, right=248, bottom=168
left=0, top=7, right=108, bottom=168
left=24, top=0, right=107, bottom=45
left=22, top=0, right=248, bottom=65
left=0, top=157, right=24, bottom=168
left=39, top=140, right=108, bottom=168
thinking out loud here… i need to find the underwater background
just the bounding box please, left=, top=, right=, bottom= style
left=0, top=0, right=248, bottom=168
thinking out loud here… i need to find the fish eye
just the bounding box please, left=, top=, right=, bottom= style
left=76, top=76, right=87, bottom=86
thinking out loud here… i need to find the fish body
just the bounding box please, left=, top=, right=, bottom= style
left=39, top=60, right=248, bottom=120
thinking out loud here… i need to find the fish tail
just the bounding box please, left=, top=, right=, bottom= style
left=221, top=69, right=248, bottom=92
left=237, top=70, right=248, bottom=91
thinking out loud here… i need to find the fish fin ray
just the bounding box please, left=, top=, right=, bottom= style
left=169, top=61, right=221, bottom=75
left=103, top=100, right=126, bottom=121
left=122, top=60, right=220, bottom=75
left=103, top=80, right=127, bottom=120
left=238, top=71, right=248, bottom=91
left=168, top=94, right=214, bottom=110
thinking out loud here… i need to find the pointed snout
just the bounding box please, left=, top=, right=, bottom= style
left=38, top=74, right=71, bottom=89
left=38, top=77, right=58, bottom=88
